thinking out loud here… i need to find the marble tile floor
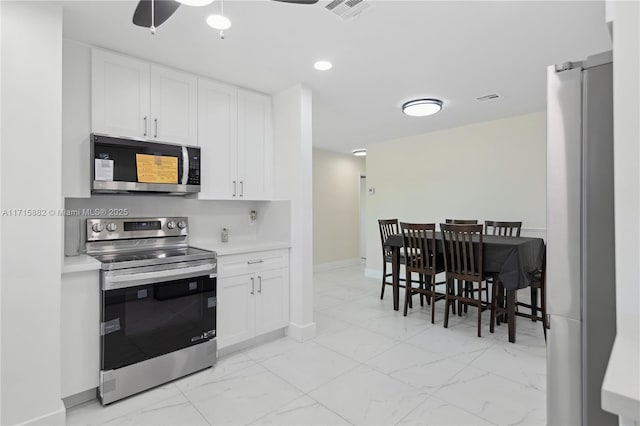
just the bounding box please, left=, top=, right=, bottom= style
left=67, top=265, right=547, bottom=426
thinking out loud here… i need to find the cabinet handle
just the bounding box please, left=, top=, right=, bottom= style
left=247, top=260, right=264, bottom=265
left=143, top=116, right=148, bottom=136
left=258, top=276, right=262, bottom=293
left=250, top=277, right=255, bottom=295
left=240, top=181, right=244, bottom=197
left=232, top=181, right=237, bottom=197
left=154, top=118, right=158, bottom=138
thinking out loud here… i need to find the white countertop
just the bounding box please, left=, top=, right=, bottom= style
left=62, top=254, right=101, bottom=274
left=62, top=240, right=290, bottom=274
left=190, top=239, right=291, bottom=256
left=601, top=335, right=640, bottom=422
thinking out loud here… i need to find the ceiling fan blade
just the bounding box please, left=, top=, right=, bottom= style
left=271, top=0, right=319, bottom=4
left=133, top=0, right=181, bottom=28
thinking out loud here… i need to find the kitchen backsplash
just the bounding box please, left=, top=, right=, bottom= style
left=64, top=196, right=290, bottom=255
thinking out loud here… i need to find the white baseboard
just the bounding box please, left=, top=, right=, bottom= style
left=21, top=401, right=66, bottom=426
left=218, top=329, right=285, bottom=358
left=286, top=321, right=317, bottom=342
left=63, top=388, right=97, bottom=409
left=314, top=258, right=362, bottom=273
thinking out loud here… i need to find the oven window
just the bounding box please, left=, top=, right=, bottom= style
left=101, top=275, right=216, bottom=371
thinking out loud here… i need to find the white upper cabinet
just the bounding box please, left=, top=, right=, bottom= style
left=198, top=78, right=238, bottom=199
left=92, top=49, right=150, bottom=139
left=91, top=49, right=197, bottom=145
left=199, top=85, right=273, bottom=200
left=150, top=65, right=198, bottom=145
left=237, top=89, right=273, bottom=200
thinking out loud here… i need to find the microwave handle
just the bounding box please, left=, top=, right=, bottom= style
left=181, top=147, right=189, bottom=185
left=103, top=264, right=216, bottom=291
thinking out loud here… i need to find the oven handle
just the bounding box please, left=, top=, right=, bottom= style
left=103, top=264, right=216, bottom=291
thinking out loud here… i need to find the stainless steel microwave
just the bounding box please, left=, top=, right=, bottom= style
left=91, top=134, right=201, bottom=195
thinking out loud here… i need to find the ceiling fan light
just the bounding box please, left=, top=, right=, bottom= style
left=352, top=149, right=366, bottom=156
left=177, top=0, right=215, bottom=6
left=206, top=14, right=232, bottom=30
left=402, top=98, right=443, bottom=117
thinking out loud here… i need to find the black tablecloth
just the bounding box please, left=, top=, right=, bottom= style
left=385, top=233, right=545, bottom=290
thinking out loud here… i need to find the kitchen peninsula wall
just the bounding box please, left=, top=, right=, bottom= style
left=65, top=197, right=291, bottom=255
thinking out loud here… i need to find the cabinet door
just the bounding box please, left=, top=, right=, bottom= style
left=198, top=78, right=238, bottom=199
left=237, top=89, right=273, bottom=200
left=217, top=275, right=255, bottom=348
left=150, top=65, right=198, bottom=145
left=92, top=49, right=150, bottom=139
left=61, top=271, right=100, bottom=398
left=255, top=269, right=289, bottom=335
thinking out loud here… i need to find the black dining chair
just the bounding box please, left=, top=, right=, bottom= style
left=441, top=223, right=491, bottom=337
left=492, top=245, right=548, bottom=340
left=378, top=219, right=405, bottom=300
left=445, top=219, right=478, bottom=224
left=400, top=223, right=445, bottom=323
left=484, top=220, right=522, bottom=237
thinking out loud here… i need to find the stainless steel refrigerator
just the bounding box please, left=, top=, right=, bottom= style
left=546, top=51, right=617, bottom=425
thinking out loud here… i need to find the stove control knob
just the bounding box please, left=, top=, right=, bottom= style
left=167, top=220, right=177, bottom=230
left=92, top=223, right=105, bottom=233
left=106, top=222, right=117, bottom=232
left=177, top=220, right=187, bottom=229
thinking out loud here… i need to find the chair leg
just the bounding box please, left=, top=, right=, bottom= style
left=490, top=280, right=496, bottom=333
left=444, top=278, right=451, bottom=328
left=477, top=282, right=482, bottom=338
left=380, top=260, right=387, bottom=300
left=431, top=290, right=436, bottom=325
left=403, top=278, right=411, bottom=317
left=530, top=287, right=538, bottom=322
left=420, top=274, right=425, bottom=307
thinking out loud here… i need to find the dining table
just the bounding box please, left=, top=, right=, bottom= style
left=384, top=232, right=545, bottom=343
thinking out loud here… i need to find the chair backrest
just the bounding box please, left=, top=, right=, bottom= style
left=400, top=223, right=437, bottom=275
left=445, top=219, right=478, bottom=224
left=440, top=223, right=484, bottom=282
left=378, top=219, right=399, bottom=256
left=485, top=220, right=522, bottom=237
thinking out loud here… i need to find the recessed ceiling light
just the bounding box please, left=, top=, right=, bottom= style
left=352, top=149, right=366, bottom=156
left=206, top=14, right=231, bottom=30
left=177, top=0, right=214, bottom=6
left=314, top=61, right=333, bottom=71
left=402, top=98, right=443, bottom=117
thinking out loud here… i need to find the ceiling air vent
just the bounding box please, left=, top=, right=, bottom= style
left=325, top=0, right=371, bottom=21
left=475, top=93, right=502, bottom=103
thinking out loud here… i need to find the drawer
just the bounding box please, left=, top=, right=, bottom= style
left=218, top=249, right=288, bottom=278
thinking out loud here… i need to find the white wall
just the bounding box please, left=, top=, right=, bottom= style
left=1, top=2, right=65, bottom=424
left=312, top=148, right=365, bottom=267
left=272, top=85, right=315, bottom=341
left=365, top=111, right=546, bottom=275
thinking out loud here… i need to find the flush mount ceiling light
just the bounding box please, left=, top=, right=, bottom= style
left=176, top=0, right=214, bottom=6
left=352, top=149, right=367, bottom=156
left=206, top=14, right=232, bottom=30
left=314, top=60, right=333, bottom=71
left=402, top=98, right=443, bottom=117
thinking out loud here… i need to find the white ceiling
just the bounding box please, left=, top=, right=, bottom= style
left=60, top=0, right=611, bottom=153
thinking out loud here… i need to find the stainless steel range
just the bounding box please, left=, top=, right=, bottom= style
left=86, top=217, right=217, bottom=405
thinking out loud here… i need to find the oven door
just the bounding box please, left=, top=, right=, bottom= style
left=100, top=260, right=216, bottom=371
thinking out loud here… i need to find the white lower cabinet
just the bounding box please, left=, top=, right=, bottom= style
left=217, top=250, right=289, bottom=348
left=61, top=270, right=100, bottom=399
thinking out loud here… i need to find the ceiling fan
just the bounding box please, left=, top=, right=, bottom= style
left=133, top=0, right=319, bottom=30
